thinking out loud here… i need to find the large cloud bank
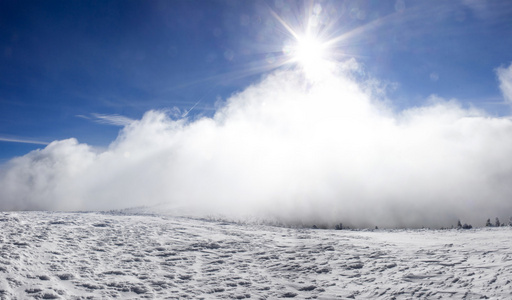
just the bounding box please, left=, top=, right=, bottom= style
left=2, top=62, right=512, bottom=228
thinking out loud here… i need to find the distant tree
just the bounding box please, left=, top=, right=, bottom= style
left=486, top=218, right=493, bottom=227
left=495, top=217, right=501, bottom=227
left=509, top=217, right=512, bottom=227
left=335, top=223, right=343, bottom=230
left=457, top=220, right=462, bottom=229
left=462, top=223, right=472, bottom=230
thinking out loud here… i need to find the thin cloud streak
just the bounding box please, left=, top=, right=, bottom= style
left=78, top=113, right=135, bottom=126
left=0, top=137, right=49, bottom=145
left=91, top=113, right=135, bottom=126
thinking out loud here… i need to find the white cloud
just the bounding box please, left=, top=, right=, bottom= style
left=2, top=63, right=512, bottom=228
left=497, top=63, right=512, bottom=104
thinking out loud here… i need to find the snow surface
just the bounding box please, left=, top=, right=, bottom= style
left=1, top=211, right=511, bottom=299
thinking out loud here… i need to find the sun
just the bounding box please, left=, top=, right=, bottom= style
left=284, top=33, right=333, bottom=80
left=292, top=34, right=327, bottom=68
left=272, top=9, right=335, bottom=80
left=266, top=3, right=356, bottom=81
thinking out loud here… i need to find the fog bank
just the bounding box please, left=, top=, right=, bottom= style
left=2, top=63, right=512, bottom=228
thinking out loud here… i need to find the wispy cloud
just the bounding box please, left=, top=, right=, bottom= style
left=77, top=113, right=135, bottom=126
left=0, top=137, right=49, bottom=145
left=497, top=63, right=512, bottom=104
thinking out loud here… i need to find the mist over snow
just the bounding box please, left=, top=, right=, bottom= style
left=2, top=61, right=512, bottom=228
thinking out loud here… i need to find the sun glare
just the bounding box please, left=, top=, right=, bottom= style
left=286, top=33, right=333, bottom=80
left=273, top=8, right=335, bottom=80
left=293, top=35, right=326, bottom=68
left=269, top=3, right=354, bottom=81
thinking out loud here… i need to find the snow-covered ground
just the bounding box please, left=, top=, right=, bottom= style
left=0, top=212, right=511, bottom=299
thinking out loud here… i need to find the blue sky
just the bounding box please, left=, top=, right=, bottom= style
left=1, top=0, right=512, bottom=163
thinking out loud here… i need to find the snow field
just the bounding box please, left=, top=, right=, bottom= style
left=0, top=212, right=511, bottom=299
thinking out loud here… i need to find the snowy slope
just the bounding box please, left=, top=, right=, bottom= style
left=0, top=212, right=511, bottom=299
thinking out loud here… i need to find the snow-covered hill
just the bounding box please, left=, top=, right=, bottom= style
left=1, top=212, right=511, bottom=299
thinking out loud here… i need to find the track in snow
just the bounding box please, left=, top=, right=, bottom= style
left=1, top=211, right=512, bottom=299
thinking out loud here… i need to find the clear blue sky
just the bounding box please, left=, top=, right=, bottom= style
left=1, top=0, right=512, bottom=162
